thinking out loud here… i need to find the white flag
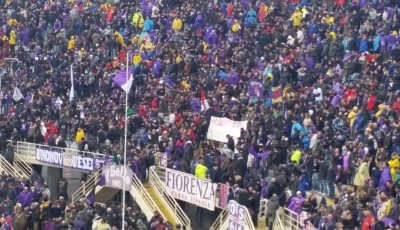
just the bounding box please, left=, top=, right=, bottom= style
left=69, top=66, right=74, bottom=102
left=13, top=87, right=23, bottom=101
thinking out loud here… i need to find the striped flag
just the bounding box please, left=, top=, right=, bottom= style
left=283, top=84, right=291, bottom=98
left=270, top=85, right=283, bottom=104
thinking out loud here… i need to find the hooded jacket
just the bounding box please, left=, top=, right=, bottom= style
left=266, top=195, right=280, bottom=216
left=9, top=31, right=16, bottom=45
left=347, top=106, right=358, bottom=127
left=68, top=36, right=75, bottom=50
left=172, top=18, right=183, bottom=31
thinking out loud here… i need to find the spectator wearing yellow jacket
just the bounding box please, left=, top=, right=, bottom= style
left=68, top=36, right=75, bottom=50
left=195, top=159, right=208, bottom=179
left=389, top=154, right=400, bottom=180
left=132, top=12, right=144, bottom=30
left=347, top=106, right=358, bottom=127
left=172, top=16, right=183, bottom=31
left=232, top=20, right=240, bottom=33
left=75, top=128, right=85, bottom=143
left=7, top=18, right=18, bottom=27
left=9, top=30, right=16, bottom=52
left=291, top=149, right=301, bottom=164
left=375, top=104, right=386, bottom=119
left=329, top=31, right=337, bottom=42
left=132, top=35, right=141, bottom=46
left=290, top=8, right=303, bottom=27
left=114, top=31, right=124, bottom=50
left=133, top=54, right=141, bottom=66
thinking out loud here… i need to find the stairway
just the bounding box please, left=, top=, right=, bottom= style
left=95, top=186, right=120, bottom=203
left=143, top=183, right=177, bottom=227
left=257, top=220, right=266, bottom=230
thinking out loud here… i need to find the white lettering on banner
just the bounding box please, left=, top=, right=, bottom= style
left=207, top=117, right=248, bottom=143
left=165, top=168, right=217, bottom=211
left=104, top=165, right=131, bottom=190
left=228, top=201, right=245, bottom=230
left=72, top=155, right=94, bottom=171
left=35, top=148, right=64, bottom=165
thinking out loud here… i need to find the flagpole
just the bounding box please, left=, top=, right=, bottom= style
left=122, top=50, right=128, bottom=230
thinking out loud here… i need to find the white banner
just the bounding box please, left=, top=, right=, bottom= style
left=207, top=117, right=248, bottom=143
left=164, top=168, right=217, bottom=211
left=228, top=201, right=246, bottom=230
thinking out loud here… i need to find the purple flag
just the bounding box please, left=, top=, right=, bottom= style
left=112, top=67, right=135, bottom=93
left=248, top=146, right=271, bottom=158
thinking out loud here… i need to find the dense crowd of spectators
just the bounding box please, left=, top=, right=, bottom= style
left=0, top=171, right=181, bottom=230
left=2, top=0, right=400, bottom=228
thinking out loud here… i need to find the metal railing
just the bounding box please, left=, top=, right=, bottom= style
left=209, top=205, right=228, bottom=230
left=243, top=205, right=256, bottom=230
left=130, top=172, right=167, bottom=221
left=272, top=208, right=286, bottom=230
left=14, top=141, right=106, bottom=160
left=72, top=171, right=100, bottom=203
left=13, top=153, right=32, bottom=179
left=209, top=200, right=255, bottom=230
left=0, top=154, right=24, bottom=179
left=149, top=166, right=191, bottom=229
left=280, top=207, right=301, bottom=230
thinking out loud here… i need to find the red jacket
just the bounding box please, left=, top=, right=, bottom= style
left=139, top=105, right=148, bottom=117
left=366, top=95, right=376, bottom=110
left=361, top=215, right=375, bottom=230
left=46, top=122, right=59, bottom=136
left=174, top=113, right=182, bottom=124
left=226, top=4, right=234, bottom=16
left=119, top=49, right=126, bottom=62
left=151, top=97, right=158, bottom=109
left=345, top=89, right=357, bottom=104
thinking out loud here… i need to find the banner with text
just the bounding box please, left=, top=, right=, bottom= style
left=157, top=152, right=168, bottom=167
left=228, top=201, right=246, bottom=230
left=35, top=147, right=102, bottom=171
left=102, top=163, right=133, bottom=190
left=207, top=117, right=248, bottom=143
left=218, top=183, right=230, bottom=209
left=164, top=168, right=218, bottom=211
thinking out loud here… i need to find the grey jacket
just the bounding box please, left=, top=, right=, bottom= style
left=266, top=196, right=280, bottom=216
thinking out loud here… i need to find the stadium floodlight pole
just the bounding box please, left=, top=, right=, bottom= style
left=1, top=58, right=20, bottom=114
left=122, top=51, right=129, bottom=230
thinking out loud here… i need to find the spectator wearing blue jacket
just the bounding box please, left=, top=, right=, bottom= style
left=357, top=35, right=370, bottom=52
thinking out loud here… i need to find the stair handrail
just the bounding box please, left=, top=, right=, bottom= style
left=131, top=172, right=166, bottom=222
left=210, top=200, right=255, bottom=230
left=13, top=153, right=32, bottom=178
left=148, top=166, right=191, bottom=229
left=72, top=171, right=100, bottom=203
left=243, top=204, right=256, bottom=230
left=0, top=155, right=24, bottom=179
left=281, top=207, right=301, bottom=230
left=209, top=206, right=228, bottom=230
left=272, top=208, right=285, bottom=230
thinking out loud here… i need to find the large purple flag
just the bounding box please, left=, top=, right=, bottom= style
left=113, top=67, right=135, bottom=93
